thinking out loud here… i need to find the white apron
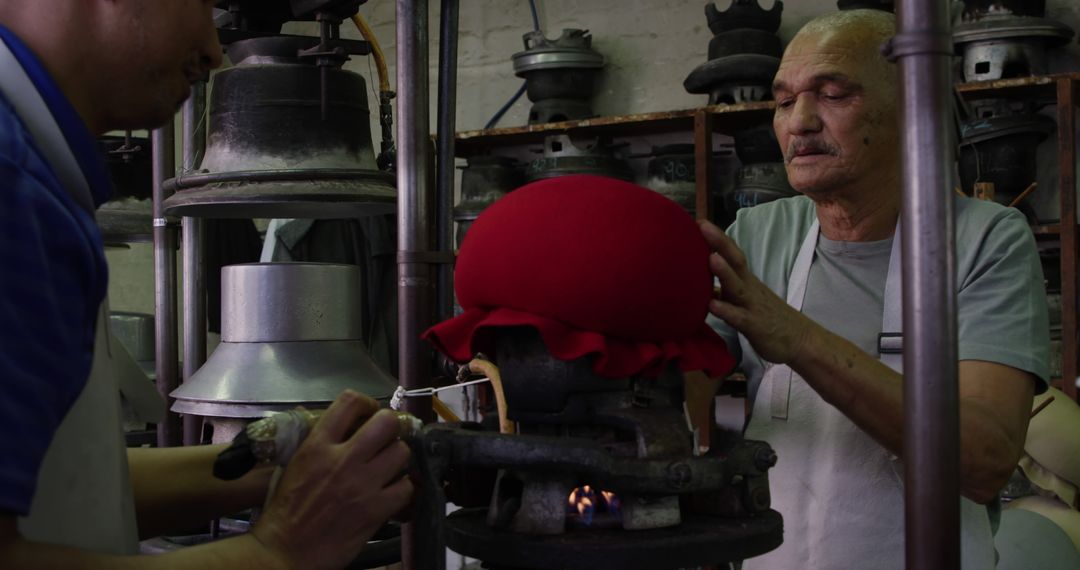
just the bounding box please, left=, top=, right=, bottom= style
left=0, top=38, right=141, bottom=554
left=743, top=218, right=995, bottom=569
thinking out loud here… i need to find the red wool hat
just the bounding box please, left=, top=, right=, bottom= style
left=422, top=174, right=734, bottom=379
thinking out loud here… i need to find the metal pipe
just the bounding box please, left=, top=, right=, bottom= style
left=894, top=1, right=960, bottom=568
left=397, top=0, right=433, bottom=567
left=1057, top=78, right=1078, bottom=401
left=181, top=82, right=207, bottom=446
left=435, top=0, right=460, bottom=322
left=152, top=122, right=182, bottom=448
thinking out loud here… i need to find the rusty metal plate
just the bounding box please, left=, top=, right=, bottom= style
left=444, top=508, right=783, bottom=569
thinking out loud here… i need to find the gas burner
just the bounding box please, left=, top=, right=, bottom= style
left=953, top=15, right=1074, bottom=82
left=163, top=36, right=395, bottom=219
left=512, top=29, right=605, bottom=125
left=525, top=135, right=633, bottom=182
left=685, top=2, right=784, bottom=105
left=454, top=156, right=525, bottom=248
left=411, top=328, right=782, bottom=569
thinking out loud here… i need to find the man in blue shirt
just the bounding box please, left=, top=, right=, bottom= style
left=0, top=1, right=413, bottom=567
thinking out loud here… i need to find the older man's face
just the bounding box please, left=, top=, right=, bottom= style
left=97, top=0, right=223, bottom=131
left=771, top=30, right=897, bottom=196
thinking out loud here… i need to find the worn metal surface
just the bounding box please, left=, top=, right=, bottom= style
left=525, top=134, right=633, bottom=182
left=163, top=37, right=395, bottom=218
left=219, top=263, right=362, bottom=343
left=165, top=173, right=395, bottom=219
left=644, top=144, right=697, bottom=213
left=620, top=494, right=681, bottom=530
left=453, top=156, right=524, bottom=247
left=397, top=2, right=434, bottom=565
left=894, top=1, right=961, bottom=567
left=953, top=14, right=1074, bottom=82
left=510, top=476, right=574, bottom=535
left=684, top=54, right=780, bottom=105
left=694, top=110, right=714, bottom=220
left=97, top=206, right=153, bottom=244
left=1058, top=78, right=1078, bottom=401
left=419, top=425, right=774, bottom=497
left=170, top=262, right=395, bottom=418
left=435, top=0, right=459, bottom=322
left=958, top=113, right=1053, bottom=219
left=512, top=30, right=604, bottom=74
left=181, top=82, right=207, bottom=446
left=169, top=339, right=397, bottom=417
left=512, top=29, right=603, bottom=125
left=413, top=422, right=780, bottom=569
left=444, top=508, right=782, bottom=569
left=152, top=124, right=182, bottom=448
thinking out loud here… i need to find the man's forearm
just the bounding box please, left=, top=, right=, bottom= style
left=787, top=320, right=1031, bottom=503
left=0, top=528, right=285, bottom=570
left=128, top=445, right=273, bottom=539
left=788, top=318, right=906, bottom=454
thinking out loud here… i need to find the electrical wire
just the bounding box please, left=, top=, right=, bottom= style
left=483, top=0, right=541, bottom=130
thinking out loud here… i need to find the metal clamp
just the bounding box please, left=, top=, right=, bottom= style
left=881, top=31, right=954, bottom=62
left=397, top=250, right=457, bottom=264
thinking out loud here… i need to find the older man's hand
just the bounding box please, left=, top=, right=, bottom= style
left=699, top=220, right=815, bottom=365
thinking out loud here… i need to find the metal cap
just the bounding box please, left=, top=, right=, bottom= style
left=163, top=47, right=396, bottom=219
left=512, top=29, right=604, bottom=74
left=171, top=262, right=397, bottom=418
left=953, top=16, right=1074, bottom=46
left=170, top=340, right=398, bottom=418
left=221, top=263, right=362, bottom=343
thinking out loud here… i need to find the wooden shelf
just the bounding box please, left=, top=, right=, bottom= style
left=454, top=101, right=774, bottom=156
left=955, top=71, right=1080, bottom=102
left=454, top=72, right=1080, bottom=157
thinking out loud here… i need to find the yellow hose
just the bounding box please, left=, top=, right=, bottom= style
left=351, top=13, right=391, bottom=94
left=468, top=358, right=515, bottom=434
left=432, top=396, right=461, bottom=423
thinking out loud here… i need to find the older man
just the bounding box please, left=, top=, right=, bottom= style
left=701, top=9, right=1048, bottom=569
left=0, top=1, right=411, bottom=568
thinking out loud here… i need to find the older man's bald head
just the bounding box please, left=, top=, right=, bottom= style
left=783, top=9, right=897, bottom=97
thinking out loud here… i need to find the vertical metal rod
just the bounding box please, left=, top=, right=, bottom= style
left=1057, top=78, right=1078, bottom=401
left=152, top=122, right=182, bottom=448
left=181, top=82, right=208, bottom=446
left=895, top=1, right=960, bottom=568
left=693, top=110, right=714, bottom=221
left=436, top=0, right=460, bottom=322
left=398, top=0, right=433, bottom=567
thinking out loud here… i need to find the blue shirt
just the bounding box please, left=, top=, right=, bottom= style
left=0, top=25, right=112, bottom=515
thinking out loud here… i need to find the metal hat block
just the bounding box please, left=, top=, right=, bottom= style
left=171, top=262, right=398, bottom=418
left=163, top=37, right=396, bottom=219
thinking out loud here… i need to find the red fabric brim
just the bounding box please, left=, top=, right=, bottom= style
left=422, top=307, right=736, bottom=379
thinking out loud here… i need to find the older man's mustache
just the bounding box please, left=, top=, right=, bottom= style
left=784, top=139, right=840, bottom=164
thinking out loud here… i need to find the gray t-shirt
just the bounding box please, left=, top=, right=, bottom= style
left=710, top=194, right=1050, bottom=404
left=804, top=235, right=893, bottom=357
